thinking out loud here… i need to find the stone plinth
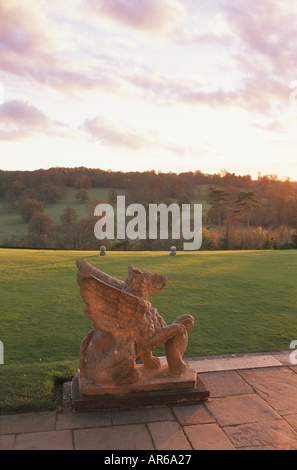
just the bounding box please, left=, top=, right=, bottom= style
left=72, top=361, right=209, bottom=411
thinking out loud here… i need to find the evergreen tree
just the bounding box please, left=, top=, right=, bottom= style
left=206, top=188, right=230, bottom=231
left=291, top=231, right=297, bottom=248
left=234, top=191, right=259, bottom=230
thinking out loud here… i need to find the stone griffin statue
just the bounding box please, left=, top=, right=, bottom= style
left=77, top=259, right=194, bottom=387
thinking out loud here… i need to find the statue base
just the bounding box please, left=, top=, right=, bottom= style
left=71, top=362, right=209, bottom=411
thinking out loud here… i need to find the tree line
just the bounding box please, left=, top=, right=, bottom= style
left=1, top=167, right=297, bottom=250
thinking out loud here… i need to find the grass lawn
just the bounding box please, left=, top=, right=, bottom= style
left=0, top=248, right=296, bottom=413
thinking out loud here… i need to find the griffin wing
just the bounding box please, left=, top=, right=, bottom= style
left=80, top=275, right=149, bottom=336
left=76, top=259, right=124, bottom=290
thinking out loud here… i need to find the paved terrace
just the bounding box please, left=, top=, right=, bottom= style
left=1, top=351, right=297, bottom=450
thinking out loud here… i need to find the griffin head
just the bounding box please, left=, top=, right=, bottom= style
left=122, top=265, right=167, bottom=301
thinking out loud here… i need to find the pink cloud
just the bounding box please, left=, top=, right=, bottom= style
left=0, top=128, right=30, bottom=142
left=222, top=0, right=297, bottom=76
left=0, top=2, right=57, bottom=58
left=81, top=115, right=154, bottom=150
left=0, top=100, right=50, bottom=129
left=0, top=48, right=122, bottom=98
left=0, top=1, right=241, bottom=110
left=119, top=1, right=294, bottom=114
left=0, top=0, right=294, bottom=118
left=125, top=69, right=250, bottom=110
left=81, top=114, right=190, bottom=156
left=0, top=100, right=67, bottom=141
left=129, top=71, right=289, bottom=114
left=254, top=119, right=286, bottom=133
left=0, top=2, right=123, bottom=97
left=0, top=4, right=35, bottom=55
left=87, top=0, right=184, bottom=35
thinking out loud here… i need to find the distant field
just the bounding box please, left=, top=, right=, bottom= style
left=0, top=248, right=296, bottom=413
left=0, top=187, right=129, bottom=245
left=0, top=186, right=211, bottom=245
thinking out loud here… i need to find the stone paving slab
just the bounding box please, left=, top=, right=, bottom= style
left=238, top=367, right=297, bottom=415
left=199, top=370, right=254, bottom=397
left=110, top=406, right=174, bottom=426
left=0, top=435, right=15, bottom=450
left=56, top=410, right=111, bottom=430
left=205, top=394, right=281, bottom=427
left=0, top=411, right=56, bottom=435
left=192, top=355, right=282, bottom=373
left=74, top=424, right=154, bottom=450
left=183, top=423, right=235, bottom=450
left=271, top=352, right=294, bottom=366
left=283, top=414, right=297, bottom=433
left=148, top=421, right=192, bottom=450
left=172, top=403, right=215, bottom=425
left=14, top=430, right=73, bottom=450
left=223, top=420, right=297, bottom=450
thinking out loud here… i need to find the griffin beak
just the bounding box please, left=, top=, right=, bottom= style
left=153, top=275, right=167, bottom=293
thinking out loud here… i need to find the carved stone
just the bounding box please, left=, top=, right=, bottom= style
left=76, top=259, right=194, bottom=388
left=169, top=246, right=177, bottom=256
left=99, top=246, right=106, bottom=256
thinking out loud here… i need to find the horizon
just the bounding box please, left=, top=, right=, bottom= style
left=1, top=1, right=297, bottom=181
left=0, top=165, right=296, bottom=184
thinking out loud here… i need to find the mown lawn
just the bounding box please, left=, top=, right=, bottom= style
left=0, top=248, right=296, bottom=413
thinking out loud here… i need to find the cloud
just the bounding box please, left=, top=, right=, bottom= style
left=0, top=0, right=254, bottom=112
left=124, top=70, right=202, bottom=105
left=100, top=0, right=297, bottom=114
left=0, top=46, right=121, bottom=98
left=1, top=0, right=295, bottom=120
left=0, top=100, right=50, bottom=129
left=81, top=114, right=191, bottom=156
left=174, top=0, right=297, bottom=114
left=125, top=67, right=278, bottom=112
left=221, top=0, right=297, bottom=82
left=81, top=115, right=156, bottom=150
left=0, top=1, right=43, bottom=56
left=0, top=100, right=67, bottom=141
left=0, top=1, right=124, bottom=97
left=254, top=120, right=286, bottom=133
left=0, top=128, right=31, bottom=142
left=86, top=0, right=185, bottom=37
left=86, top=0, right=236, bottom=47
left=125, top=0, right=290, bottom=115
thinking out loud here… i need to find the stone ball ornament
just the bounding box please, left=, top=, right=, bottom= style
left=169, top=246, right=177, bottom=256
left=99, top=246, right=106, bottom=256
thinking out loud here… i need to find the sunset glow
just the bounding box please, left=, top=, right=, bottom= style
left=0, top=0, right=297, bottom=180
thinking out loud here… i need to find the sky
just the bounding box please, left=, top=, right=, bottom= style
left=0, top=0, right=297, bottom=180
